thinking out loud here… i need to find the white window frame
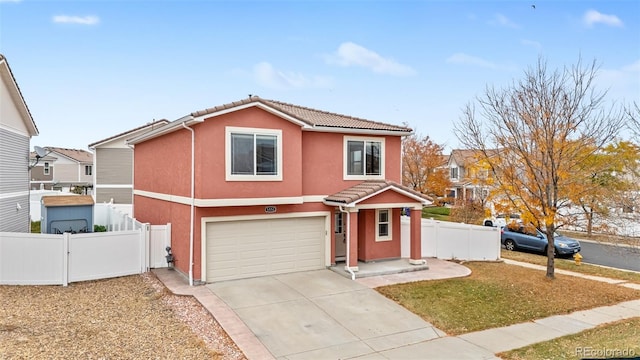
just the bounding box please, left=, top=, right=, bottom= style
left=225, top=126, right=283, bottom=181
left=343, top=136, right=385, bottom=180
left=375, top=209, right=392, bottom=242
left=43, top=162, right=50, bottom=175
left=85, top=165, right=92, bottom=176
left=450, top=166, right=459, bottom=180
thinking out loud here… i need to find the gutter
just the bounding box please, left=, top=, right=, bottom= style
left=339, top=206, right=356, bottom=280
left=181, top=118, right=204, bottom=286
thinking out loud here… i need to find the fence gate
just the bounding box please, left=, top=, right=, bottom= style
left=149, top=223, right=171, bottom=268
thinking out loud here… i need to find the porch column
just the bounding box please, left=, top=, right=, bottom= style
left=346, top=210, right=359, bottom=271
left=409, top=208, right=426, bottom=265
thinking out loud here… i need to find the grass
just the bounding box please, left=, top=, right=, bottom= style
left=500, top=249, right=640, bottom=284
left=499, top=317, right=640, bottom=360
left=31, top=221, right=40, bottom=233
left=422, top=206, right=450, bottom=221
left=376, top=262, right=640, bottom=335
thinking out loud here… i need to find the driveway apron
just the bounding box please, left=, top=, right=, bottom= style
left=207, top=269, right=444, bottom=359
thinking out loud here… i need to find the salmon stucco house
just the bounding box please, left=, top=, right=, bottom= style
left=128, top=96, right=431, bottom=284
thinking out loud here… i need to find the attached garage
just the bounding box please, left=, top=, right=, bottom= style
left=203, top=215, right=328, bottom=282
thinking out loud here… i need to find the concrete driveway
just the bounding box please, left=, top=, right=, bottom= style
left=207, top=269, right=445, bottom=359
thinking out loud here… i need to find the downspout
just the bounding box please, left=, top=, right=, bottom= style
left=182, top=122, right=196, bottom=286
left=339, top=206, right=356, bottom=280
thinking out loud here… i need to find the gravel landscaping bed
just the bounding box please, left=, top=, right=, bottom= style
left=0, top=273, right=246, bottom=359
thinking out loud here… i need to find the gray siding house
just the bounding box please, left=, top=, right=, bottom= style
left=0, top=54, right=39, bottom=232
left=33, top=147, right=93, bottom=193
left=89, top=120, right=168, bottom=211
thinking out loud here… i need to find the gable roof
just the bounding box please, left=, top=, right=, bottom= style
left=88, top=119, right=170, bottom=148
left=324, top=180, right=432, bottom=207
left=46, top=147, right=93, bottom=164
left=0, top=54, right=38, bottom=136
left=128, top=96, right=412, bottom=145
left=449, top=149, right=500, bottom=167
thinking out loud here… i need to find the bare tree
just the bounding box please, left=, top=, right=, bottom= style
left=626, top=101, right=640, bottom=137
left=454, top=57, right=624, bottom=279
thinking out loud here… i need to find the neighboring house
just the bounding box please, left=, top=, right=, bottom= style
left=0, top=54, right=39, bottom=232
left=128, top=96, right=431, bottom=283
left=88, top=120, right=169, bottom=213
left=446, top=149, right=498, bottom=201
left=29, top=152, right=57, bottom=190
left=30, top=147, right=94, bottom=193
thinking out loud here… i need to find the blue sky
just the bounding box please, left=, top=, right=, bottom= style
left=1, top=0, right=638, bottom=152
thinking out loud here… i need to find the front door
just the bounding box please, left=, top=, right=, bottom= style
left=334, top=212, right=346, bottom=261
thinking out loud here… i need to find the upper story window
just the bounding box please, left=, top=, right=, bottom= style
left=43, top=162, right=50, bottom=175
left=450, top=167, right=459, bottom=180
left=226, top=127, right=282, bottom=181
left=85, top=165, right=92, bottom=176
left=344, top=136, right=384, bottom=180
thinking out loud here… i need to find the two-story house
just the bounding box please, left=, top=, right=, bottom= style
left=0, top=54, right=39, bottom=232
left=128, top=96, right=431, bottom=284
left=88, top=120, right=169, bottom=214
left=446, top=148, right=498, bottom=202
left=29, top=147, right=94, bottom=193
left=29, top=151, right=57, bottom=190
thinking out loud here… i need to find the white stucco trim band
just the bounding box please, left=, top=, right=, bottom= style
left=134, top=189, right=305, bottom=206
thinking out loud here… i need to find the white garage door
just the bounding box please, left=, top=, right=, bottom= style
left=205, top=216, right=326, bottom=282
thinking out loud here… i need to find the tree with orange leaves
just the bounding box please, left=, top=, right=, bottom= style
left=402, top=132, right=450, bottom=200
left=454, top=57, right=624, bottom=279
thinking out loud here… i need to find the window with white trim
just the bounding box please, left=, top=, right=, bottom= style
left=375, top=209, right=392, bottom=241
left=226, top=127, right=282, bottom=181
left=344, top=137, right=384, bottom=179
left=44, top=162, right=50, bottom=175
left=85, top=165, right=92, bottom=176
left=450, top=167, right=459, bottom=180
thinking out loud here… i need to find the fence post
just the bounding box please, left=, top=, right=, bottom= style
left=144, top=223, right=150, bottom=271
left=62, top=233, right=70, bottom=287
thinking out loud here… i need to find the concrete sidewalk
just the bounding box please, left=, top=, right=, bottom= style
left=153, top=258, right=640, bottom=359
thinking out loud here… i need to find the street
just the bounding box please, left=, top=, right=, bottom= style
left=579, top=240, right=640, bottom=272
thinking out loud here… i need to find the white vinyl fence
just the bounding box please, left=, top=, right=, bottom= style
left=1, top=201, right=172, bottom=286
left=401, top=217, right=501, bottom=261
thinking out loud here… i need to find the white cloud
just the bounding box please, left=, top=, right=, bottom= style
left=583, top=10, right=623, bottom=27
left=253, top=62, right=333, bottom=90
left=521, top=39, right=542, bottom=50
left=325, top=42, right=416, bottom=76
left=596, top=59, right=640, bottom=101
left=490, top=13, right=519, bottom=29
left=52, top=15, right=100, bottom=25
left=446, top=53, right=498, bottom=69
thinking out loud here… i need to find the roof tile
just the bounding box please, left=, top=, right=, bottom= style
left=191, top=96, right=411, bottom=132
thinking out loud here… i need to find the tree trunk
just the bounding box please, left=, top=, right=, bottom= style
left=586, top=209, right=593, bottom=236
left=545, top=227, right=555, bottom=279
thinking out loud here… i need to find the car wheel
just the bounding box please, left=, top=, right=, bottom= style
left=504, top=239, right=516, bottom=251
left=484, top=220, right=493, bottom=227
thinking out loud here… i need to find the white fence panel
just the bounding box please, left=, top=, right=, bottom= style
left=68, top=231, right=143, bottom=283
left=149, top=223, right=171, bottom=268
left=401, top=217, right=501, bottom=261
left=0, top=232, right=67, bottom=285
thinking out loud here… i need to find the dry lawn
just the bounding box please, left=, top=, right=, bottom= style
left=0, top=273, right=245, bottom=360
left=377, top=262, right=640, bottom=335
